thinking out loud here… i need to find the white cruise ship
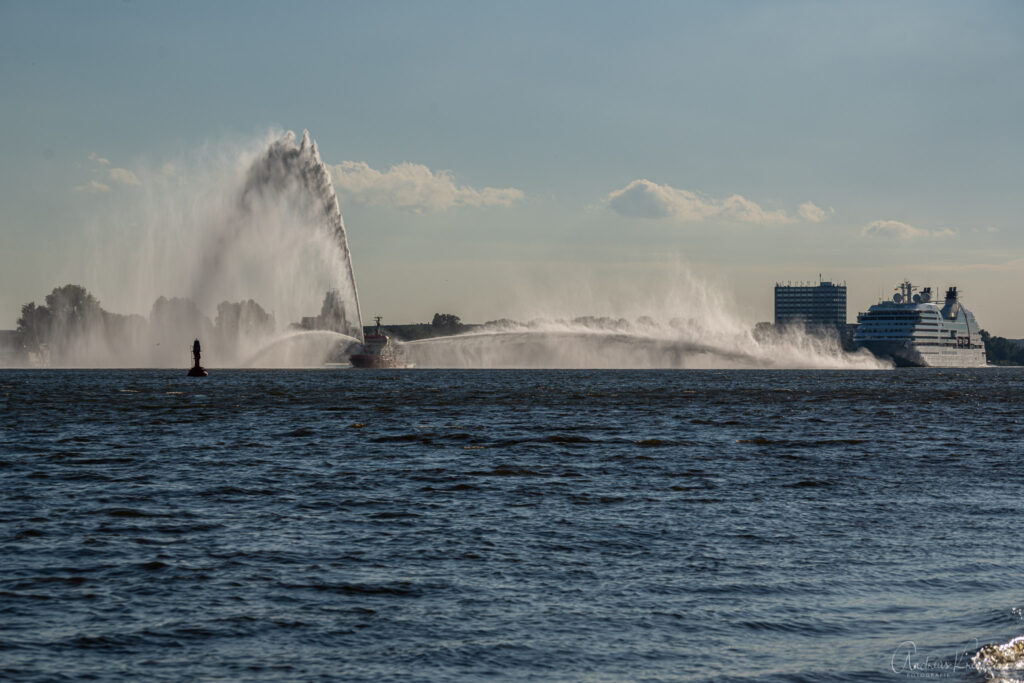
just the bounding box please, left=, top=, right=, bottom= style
left=854, top=282, right=987, bottom=367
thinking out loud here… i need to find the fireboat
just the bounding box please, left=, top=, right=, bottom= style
left=187, top=339, right=208, bottom=377
left=349, top=316, right=399, bottom=368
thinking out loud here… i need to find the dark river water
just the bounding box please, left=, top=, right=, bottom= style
left=1, top=369, right=1023, bottom=681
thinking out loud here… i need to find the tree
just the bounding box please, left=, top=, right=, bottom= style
left=318, top=290, right=347, bottom=333
left=979, top=329, right=1024, bottom=366
left=17, top=302, right=51, bottom=351
left=431, top=313, right=462, bottom=334
left=150, top=296, right=214, bottom=352
left=216, top=299, right=275, bottom=345
left=44, top=285, right=101, bottom=323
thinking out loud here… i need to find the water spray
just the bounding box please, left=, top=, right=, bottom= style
left=239, top=130, right=363, bottom=342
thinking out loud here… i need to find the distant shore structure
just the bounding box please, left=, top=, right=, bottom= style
left=774, top=278, right=847, bottom=332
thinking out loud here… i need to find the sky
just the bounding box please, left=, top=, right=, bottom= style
left=2, top=1, right=1023, bottom=335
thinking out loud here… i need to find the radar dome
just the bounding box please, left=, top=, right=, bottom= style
left=893, top=293, right=903, bottom=303
left=920, top=292, right=931, bottom=303
left=912, top=294, right=922, bottom=303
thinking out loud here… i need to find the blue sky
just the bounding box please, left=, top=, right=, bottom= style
left=2, top=1, right=1023, bottom=334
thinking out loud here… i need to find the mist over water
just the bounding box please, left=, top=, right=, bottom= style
left=15, top=131, right=364, bottom=368
left=406, top=320, right=887, bottom=369
left=406, top=269, right=888, bottom=369
left=10, top=132, right=885, bottom=370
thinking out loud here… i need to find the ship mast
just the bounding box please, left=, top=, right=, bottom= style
left=896, top=281, right=917, bottom=303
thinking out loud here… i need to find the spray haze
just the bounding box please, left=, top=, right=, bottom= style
left=17, top=130, right=364, bottom=367
left=10, top=131, right=885, bottom=370
left=406, top=325, right=884, bottom=369
left=236, top=130, right=362, bottom=341
left=404, top=269, right=886, bottom=369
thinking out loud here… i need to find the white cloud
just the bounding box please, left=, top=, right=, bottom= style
left=328, top=161, right=524, bottom=213
left=797, top=201, right=829, bottom=222
left=74, top=180, right=111, bottom=193
left=76, top=153, right=140, bottom=192
left=605, top=179, right=795, bottom=225
left=862, top=219, right=955, bottom=240
left=108, top=167, right=141, bottom=185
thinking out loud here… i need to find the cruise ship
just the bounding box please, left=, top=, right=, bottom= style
left=854, top=282, right=987, bottom=367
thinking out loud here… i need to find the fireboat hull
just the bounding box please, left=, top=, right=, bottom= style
left=350, top=318, right=402, bottom=368
left=349, top=353, right=387, bottom=369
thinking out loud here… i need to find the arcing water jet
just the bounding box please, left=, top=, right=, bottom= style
left=17, top=130, right=366, bottom=367
left=403, top=318, right=889, bottom=370
left=238, top=130, right=363, bottom=342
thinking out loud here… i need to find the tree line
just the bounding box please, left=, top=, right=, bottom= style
left=11, top=283, right=276, bottom=366
left=980, top=330, right=1024, bottom=365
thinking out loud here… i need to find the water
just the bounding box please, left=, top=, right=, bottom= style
left=1, top=368, right=1022, bottom=681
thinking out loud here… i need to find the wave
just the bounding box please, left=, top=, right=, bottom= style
left=973, top=636, right=1024, bottom=678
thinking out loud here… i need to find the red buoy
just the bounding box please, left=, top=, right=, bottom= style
left=187, top=338, right=208, bottom=377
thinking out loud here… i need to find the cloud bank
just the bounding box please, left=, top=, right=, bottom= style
left=329, top=161, right=524, bottom=213
left=797, top=201, right=829, bottom=223
left=75, top=154, right=141, bottom=193
left=108, top=167, right=141, bottom=186
left=74, top=180, right=111, bottom=193
left=862, top=219, right=955, bottom=240
left=605, top=179, right=822, bottom=225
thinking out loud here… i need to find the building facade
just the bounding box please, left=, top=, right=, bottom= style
left=774, top=281, right=847, bottom=330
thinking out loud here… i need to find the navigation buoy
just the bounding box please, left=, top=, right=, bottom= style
left=187, top=339, right=208, bottom=377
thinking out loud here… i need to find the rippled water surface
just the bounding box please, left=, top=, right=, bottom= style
left=2, top=369, right=1023, bottom=681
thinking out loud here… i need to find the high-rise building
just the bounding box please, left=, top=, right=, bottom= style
left=774, top=280, right=847, bottom=330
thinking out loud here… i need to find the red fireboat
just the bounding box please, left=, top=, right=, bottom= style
left=187, top=338, right=208, bottom=377
left=349, top=317, right=398, bottom=368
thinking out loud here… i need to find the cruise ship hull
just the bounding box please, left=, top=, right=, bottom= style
left=860, top=341, right=986, bottom=368
left=859, top=341, right=924, bottom=367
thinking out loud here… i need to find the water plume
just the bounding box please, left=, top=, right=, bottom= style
left=12, top=133, right=889, bottom=370
left=403, top=268, right=889, bottom=369
left=240, top=330, right=361, bottom=368
left=404, top=321, right=887, bottom=369
left=15, top=130, right=364, bottom=367
left=237, top=130, right=362, bottom=341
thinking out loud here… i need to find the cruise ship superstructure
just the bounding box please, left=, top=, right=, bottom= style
left=854, top=282, right=987, bottom=367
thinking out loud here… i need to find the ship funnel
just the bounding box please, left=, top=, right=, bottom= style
left=941, top=287, right=960, bottom=320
